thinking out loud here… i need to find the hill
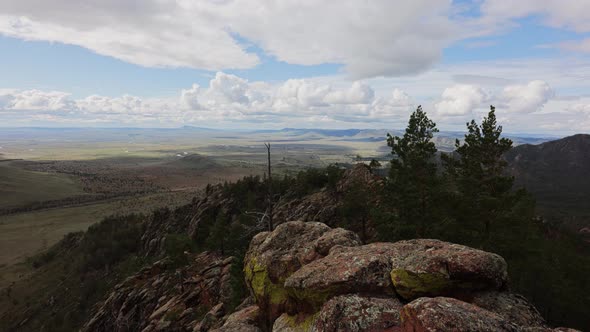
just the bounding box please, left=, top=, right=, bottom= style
left=506, top=134, right=590, bottom=229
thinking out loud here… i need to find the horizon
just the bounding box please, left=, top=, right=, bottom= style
left=0, top=125, right=569, bottom=138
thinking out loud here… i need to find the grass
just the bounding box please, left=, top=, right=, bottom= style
left=0, top=191, right=196, bottom=272
left=0, top=162, right=86, bottom=209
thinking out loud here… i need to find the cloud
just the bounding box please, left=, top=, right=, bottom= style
left=180, top=84, right=202, bottom=110
left=0, top=89, right=76, bottom=111
left=273, top=79, right=331, bottom=112
left=500, top=80, right=554, bottom=113
left=0, top=0, right=457, bottom=78
left=435, top=85, right=488, bottom=116
left=480, top=0, right=590, bottom=33
left=324, top=82, right=375, bottom=105
left=550, top=38, right=590, bottom=54
left=0, top=73, right=584, bottom=135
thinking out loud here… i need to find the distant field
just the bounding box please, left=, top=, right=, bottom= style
left=0, top=191, right=196, bottom=270
left=0, top=162, right=86, bottom=209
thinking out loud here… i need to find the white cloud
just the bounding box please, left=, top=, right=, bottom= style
left=435, top=85, right=488, bottom=116
left=273, top=79, right=331, bottom=112
left=0, top=72, right=586, bottom=135
left=0, top=89, right=76, bottom=111
left=180, top=84, right=202, bottom=110
left=500, top=80, right=554, bottom=113
left=324, top=82, right=375, bottom=105
left=206, top=72, right=251, bottom=105
left=0, top=0, right=458, bottom=78
left=481, top=0, right=590, bottom=33
left=368, top=88, right=415, bottom=119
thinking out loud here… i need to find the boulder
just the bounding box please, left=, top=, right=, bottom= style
left=243, top=221, right=360, bottom=322
left=284, top=243, right=398, bottom=309
left=389, top=239, right=508, bottom=300
left=469, top=291, right=546, bottom=328
left=400, top=297, right=519, bottom=332
left=312, top=294, right=402, bottom=332
left=284, top=239, right=508, bottom=309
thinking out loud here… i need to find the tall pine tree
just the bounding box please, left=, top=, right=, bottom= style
left=383, top=105, right=441, bottom=238
left=446, top=105, right=534, bottom=247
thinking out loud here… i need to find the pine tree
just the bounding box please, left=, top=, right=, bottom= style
left=444, top=105, right=537, bottom=250
left=384, top=105, right=440, bottom=238
left=206, top=211, right=229, bottom=255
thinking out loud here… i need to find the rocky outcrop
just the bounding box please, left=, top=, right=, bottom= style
left=241, top=221, right=579, bottom=332
left=82, top=252, right=236, bottom=332
left=83, top=219, right=580, bottom=332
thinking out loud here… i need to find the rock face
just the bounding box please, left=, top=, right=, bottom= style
left=82, top=252, right=236, bottom=332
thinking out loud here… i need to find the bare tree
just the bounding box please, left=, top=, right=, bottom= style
left=264, top=142, right=274, bottom=231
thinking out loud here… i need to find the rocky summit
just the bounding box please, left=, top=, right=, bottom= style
left=83, top=220, right=580, bottom=332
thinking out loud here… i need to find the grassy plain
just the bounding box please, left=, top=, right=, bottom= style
left=0, top=162, right=86, bottom=209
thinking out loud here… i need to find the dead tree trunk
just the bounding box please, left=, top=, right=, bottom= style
left=265, top=142, right=274, bottom=231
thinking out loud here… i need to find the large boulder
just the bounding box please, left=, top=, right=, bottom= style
left=284, top=243, right=399, bottom=309
left=284, top=239, right=508, bottom=309
left=243, top=221, right=360, bottom=323
left=312, top=294, right=403, bottom=332
left=400, top=297, right=519, bottom=332
left=389, top=239, right=508, bottom=300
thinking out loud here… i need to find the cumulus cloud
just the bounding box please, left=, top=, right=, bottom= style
left=0, top=0, right=458, bottom=78
left=272, top=79, right=331, bottom=111
left=180, top=84, right=202, bottom=110
left=435, top=85, right=488, bottom=116
left=500, top=80, right=554, bottom=113
left=0, top=89, right=76, bottom=111
left=368, top=88, right=415, bottom=119
left=206, top=72, right=251, bottom=105
left=324, top=82, right=375, bottom=105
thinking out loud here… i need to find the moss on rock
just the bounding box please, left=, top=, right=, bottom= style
left=273, top=313, right=319, bottom=331
left=390, top=269, right=452, bottom=299
left=244, top=257, right=290, bottom=306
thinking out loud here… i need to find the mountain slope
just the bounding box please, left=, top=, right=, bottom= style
left=506, top=134, right=590, bottom=227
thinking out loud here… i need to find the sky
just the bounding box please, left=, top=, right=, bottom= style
left=1, top=0, right=590, bottom=134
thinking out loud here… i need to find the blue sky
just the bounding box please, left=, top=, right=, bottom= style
left=1, top=0, right=590, bottom=133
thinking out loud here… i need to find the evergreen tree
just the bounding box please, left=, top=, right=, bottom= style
left=339, top=176, right=371, bottom=243
left=383, top=106, right=440, bottom=238
left=447, top=105, right=524, bottom=244
left=206, top=211, right=229, bottom=255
